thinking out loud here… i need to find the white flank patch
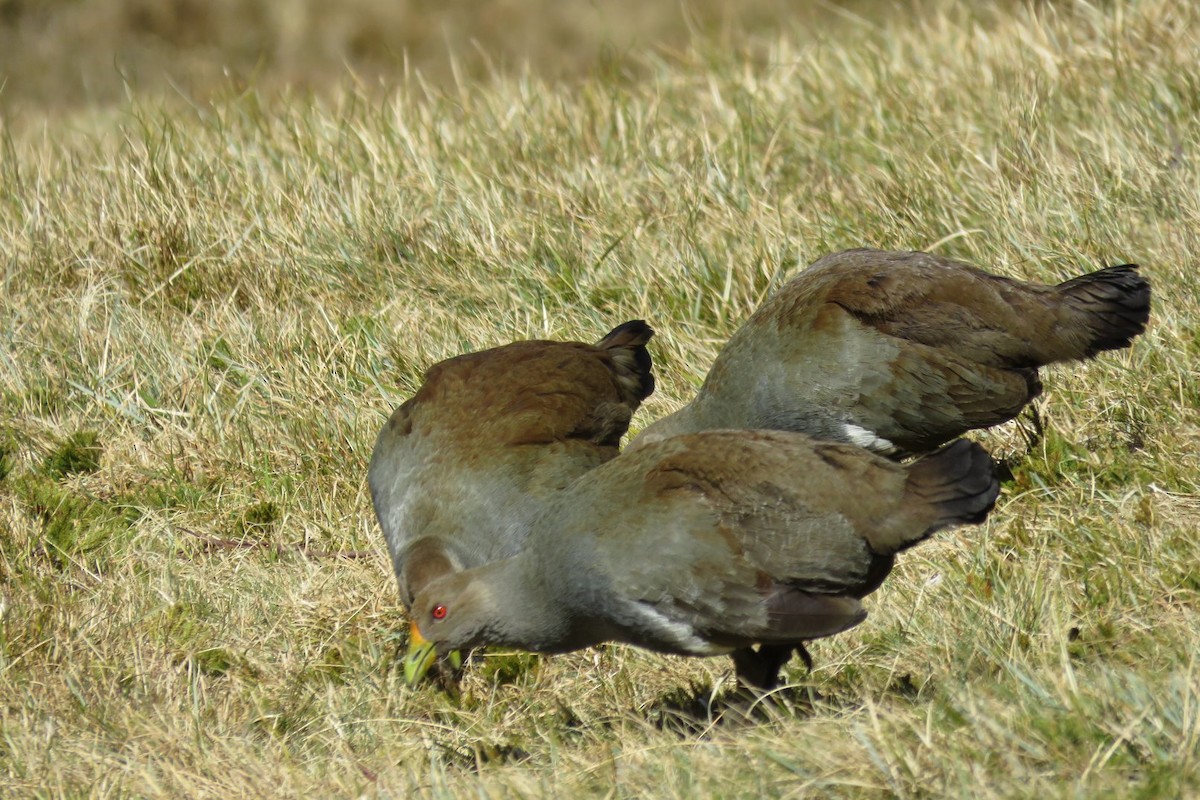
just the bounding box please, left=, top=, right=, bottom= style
left=843, top=423, right=898, bottom=455
left=630, top=602, right=725, bottom=655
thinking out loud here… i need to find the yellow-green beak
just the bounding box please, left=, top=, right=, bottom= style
left=404, top=620, right=438, bottom=686
left=403, top=621, right=462, bottom=686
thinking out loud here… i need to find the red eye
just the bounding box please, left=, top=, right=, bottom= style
left=431, top=604, right=447, bottom=621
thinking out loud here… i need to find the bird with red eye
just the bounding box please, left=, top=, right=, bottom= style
left=404, top=432, right=1002, bottom=691
left=372, top=320, right=656, bottom=687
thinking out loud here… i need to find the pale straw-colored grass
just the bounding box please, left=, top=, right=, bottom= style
left=1, top=0, right=1197, bottom=796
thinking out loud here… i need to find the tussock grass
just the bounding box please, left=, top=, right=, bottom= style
left=2, top=0, right=1199, bottom=796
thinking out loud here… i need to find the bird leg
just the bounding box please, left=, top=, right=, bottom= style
left=730, top=643, right=813, bottom=690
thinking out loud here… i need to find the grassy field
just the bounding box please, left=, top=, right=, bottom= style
left=0, top=0, right=931, bottom=116
left=2, top=0, right=1199, bottom=796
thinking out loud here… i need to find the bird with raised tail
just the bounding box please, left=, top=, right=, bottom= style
left=632, top=249, right=1151, bottom=457
left=369, top=321, right=655, bottom=610
left=404, top=432, right=1000, bottom=690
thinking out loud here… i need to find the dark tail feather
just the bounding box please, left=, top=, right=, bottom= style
left=905, top=439, right=1000, bottom=537
left=1056, top=264, right=1151, bottom=357
left=597, top=320, right=656, bottom=403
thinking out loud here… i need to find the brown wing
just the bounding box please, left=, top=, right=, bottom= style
left=644, top=249, right=1147, bottom=455
left=403, top=320, right=653, bottom=451
left=803, top=248, right=1149, bottom=367
left=555, top=431, right=995, bottom=650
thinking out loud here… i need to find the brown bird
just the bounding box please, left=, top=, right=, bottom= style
left=369, top=320, right=655, bottom=611
left=404, top=432, right=1000, bottom=690
left=633, top=249, right=1151, bottom=457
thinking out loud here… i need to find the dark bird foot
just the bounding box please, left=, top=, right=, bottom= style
left=730, top=643, right=814, bottom=691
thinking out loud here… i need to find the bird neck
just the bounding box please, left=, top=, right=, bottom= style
left=465, top=553, right=577, bottom=653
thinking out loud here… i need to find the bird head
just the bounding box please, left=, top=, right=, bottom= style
left=404, top=572, right=491, bottom=685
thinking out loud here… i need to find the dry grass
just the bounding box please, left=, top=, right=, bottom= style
left=0, top=0, right=939, bottom=116
left=2, top=0, right=1199, bottom=796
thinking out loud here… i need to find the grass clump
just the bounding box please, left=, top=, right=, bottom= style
left=234, top=500, right=280, bottom=539
left=42, top=430, right=103, bottom=478
left=478, top=651, right=542, bottom=688
left=0, top=431, right=14, bottom=481
left=14, top=476, right=139, bottom=570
